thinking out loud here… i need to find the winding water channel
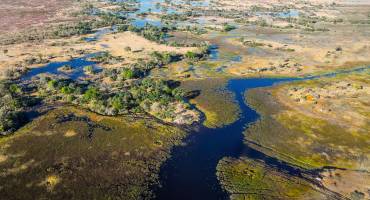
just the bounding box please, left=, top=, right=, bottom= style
left=154, top=64, right=370, bottom=199
left=155, top=78, right=297, bottom=200
left=17, top=0, right=370, bottom=198
left=154, top=65, right=369, bottom=199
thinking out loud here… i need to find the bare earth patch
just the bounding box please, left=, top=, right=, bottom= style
left=0, top=155, right=7, bottom=163
left=321, top=169, right=370, bottom=200
left=64, top=130, right=78, bottom=137
left=0, top=0, right=76, bottom=34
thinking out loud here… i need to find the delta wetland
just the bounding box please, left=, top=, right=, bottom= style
left=0, top=0, right=369, bottom=199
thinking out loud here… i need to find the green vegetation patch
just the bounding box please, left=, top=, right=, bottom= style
left=0, top=107, right=186, bottom=200
left=180, top=78, right=240, bottom=128
left=217, top=157, right=327, bottom=200
left=244, top=72, right=370, bottom=170
left=0, top=81, right=39, bottom=136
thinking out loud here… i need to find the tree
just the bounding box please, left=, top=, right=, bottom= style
left=9, top=84, right=22, bottom=94
left=48, top=80, right=58, bottom=90
left=111, top=95, right=124, bottom=110
left=60, top=86, right=74, bottom=95
left=121, top=68, right=135, bottom=80
left=83, top=87, right=99, bottom=101
left=0, top=82, right=26, bottom=135
left=223, top=24, right=236, bottom=32
left=84, top=65, right=95, bottom=74
left=185, top=51, right=196, bottom=60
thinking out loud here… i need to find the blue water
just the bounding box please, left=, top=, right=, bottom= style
left=127, top=0, right=212, bottom=28
left=22, top=55, right=100, bottom=80
left=132, top=18, right=163, bottom=28
left=137, top=0, right=176, bottom=14
left=209, top=45, right=220, bottom=61
left=208, top=44, right=242, bottom=68
left=231, top=55, right=242, bottom=62
left=190, top=0, right=210, bottom=7
left=277, top=10, right=299, bottom=18
left=139, top=0, right=162, bottom=13
left=155, top=77, right=302, bottom=200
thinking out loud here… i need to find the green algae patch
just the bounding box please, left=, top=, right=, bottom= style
left=217, top=157, right=327, bottom=200
left=0, top=106, right=186, bottom=200
left=181, top=78, right=240, bottom=128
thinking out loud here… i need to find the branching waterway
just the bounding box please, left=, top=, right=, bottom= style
left=155, top=66, right=369, bottom=200
left=154, top=78, right=296, bottom=200
left=11, top=0, right=369, bottom=198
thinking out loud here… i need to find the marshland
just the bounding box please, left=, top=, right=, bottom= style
left=0, top=0, right=369, bottom=199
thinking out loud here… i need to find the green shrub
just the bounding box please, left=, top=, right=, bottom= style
left=83, top=87, right=100, bottom=102
left=0, top=82, right=28, bottom=135
left=52, top=21, right=93, bottom=37
left=185, top=51, right=197, bottom=60
left=121, top=68, right=135, bottom=80
left=47, top=80, right=58, bottom=90
left=84, top=65, right=95, bottom=74
left=223, top=24, right=237, bottom=32
left=60, top=86, right=75, bottom=95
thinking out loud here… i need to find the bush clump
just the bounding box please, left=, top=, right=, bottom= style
left=34, top=75, right=198, bottom=124
left=0, top=81, right=35, bottom=135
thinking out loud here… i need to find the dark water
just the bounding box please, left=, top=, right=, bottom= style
left=154, top=65, right=370, bottom=200
left=155, top=78, right=300, bottom=200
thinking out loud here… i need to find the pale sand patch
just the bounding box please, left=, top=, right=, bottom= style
left=95, top=31, right=198, bottom=67
left=32, top=131, right=58, bottom=137
left=39, top=175, right=61, bottom=192
left=212, top=0, right=369, bottom=12
left=64, top=130, right=78, bottom=137
left=224, top=34, right=370, bottom=77
left=0, top=35, right=95, bottom=73
left=0, top=154, right=7, bottom=163
left=321, top=169, right=370, bottom=199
